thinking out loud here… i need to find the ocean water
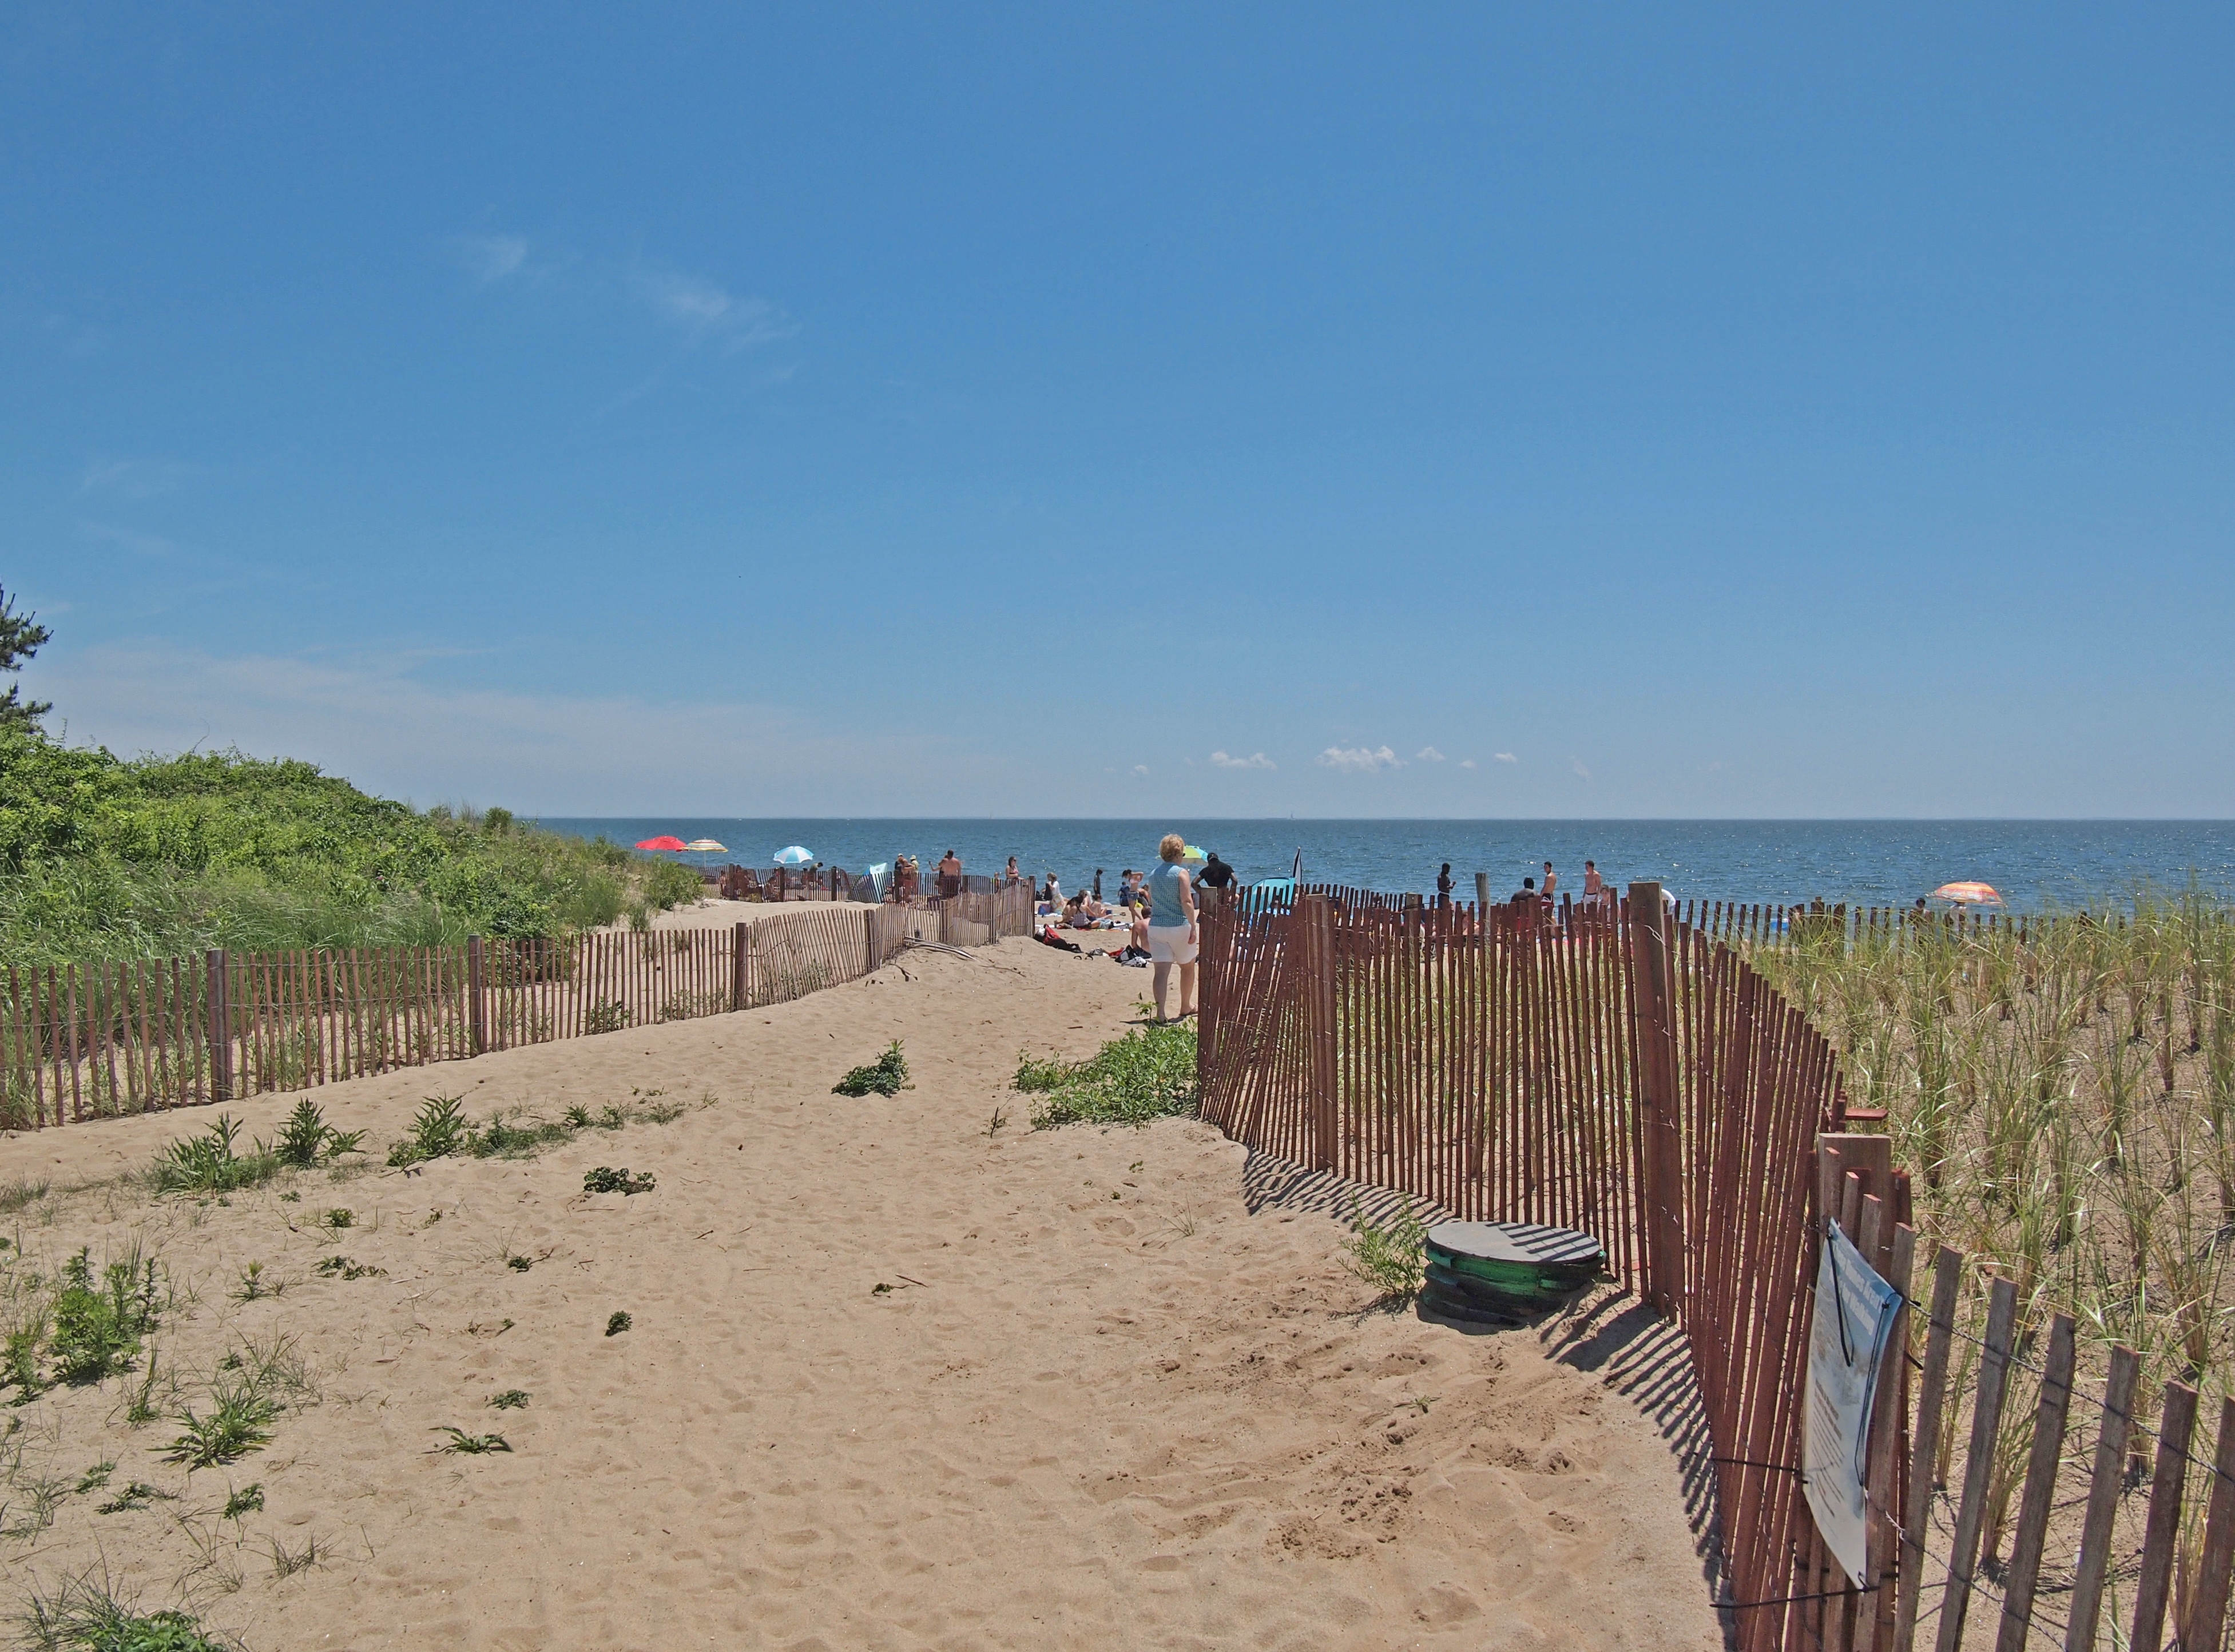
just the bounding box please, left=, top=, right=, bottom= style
left=537, top=819, right=2235, bottom=914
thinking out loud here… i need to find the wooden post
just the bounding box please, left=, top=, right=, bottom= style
left=1626, top=881, right=1680, bottom=1315
left=1861, top=1221, right=1915, bottom=1652
left=733, top=922, right=751, bottom=1010
left=2063, top=1344, right=2141, bottom=1652
left=862, top=910, right=876, bottom=976
left=1303, top=895, right=1339, bottom=1172
left=2131, top=1381, right=2198, bottom=1652
left=205, top=949, right=232, bottom=1103
left=1474, top=872, right=1490, bottom=913
left=466, top=936, right=487, bottom=1055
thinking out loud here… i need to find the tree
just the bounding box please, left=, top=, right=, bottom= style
left=0, top=586, right=51, bottom=733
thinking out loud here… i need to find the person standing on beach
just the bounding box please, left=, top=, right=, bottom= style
left=1436, top=863, right=1454, bottom=907
left=1004, top=856, right=1021, bottom=888
left=1582, top=861, right=1602, bottom=900
left=937, top=849, right=962, bottom=899
left=1145, top=833, right=1199, bottom=1023
left=1541, top=861, right=1557, bottom=902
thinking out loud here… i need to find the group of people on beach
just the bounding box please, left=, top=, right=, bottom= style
left=1431, top=859, right=1615, bottom=913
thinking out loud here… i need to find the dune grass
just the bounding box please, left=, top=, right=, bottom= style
left=1014, top=1019, right=1197, bottom=1128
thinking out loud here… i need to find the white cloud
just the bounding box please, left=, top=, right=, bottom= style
left=1570, top=756, right=1592, bottom=781
left=1315, top=745, right=1402, bottom=773
left=632, top=267, right=795, bottom=351
left=1415, top=746, right=1445, bottom=763
left=1210, top=750, right=1276, bottom=771
left=80, top=459, right=196, bottom=500
left=454, top=233, right=530, bottom=284
left=1130, top=764, right=1149, bottom=778
left=1460, top=759, right=1478, bottom=770
left=1495, top=752, right=1518, bottom=764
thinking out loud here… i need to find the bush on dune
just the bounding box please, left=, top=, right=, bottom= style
left=0, top=728, right=701, bottom=963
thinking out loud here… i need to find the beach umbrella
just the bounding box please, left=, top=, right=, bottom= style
left=1181, top=844, right=1207, bottom=863
left=1932, top=881, right=2003, bottom=906
left=683, top=839, right=727, bottom=853
left=634, top=835, right=688, bottom=852
left=773, top=845, right=815, bottom=867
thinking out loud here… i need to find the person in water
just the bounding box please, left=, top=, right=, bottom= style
left=1145, top=833, right=1200, bottom=1023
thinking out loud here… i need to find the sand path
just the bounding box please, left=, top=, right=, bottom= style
left=0, top=941, right=1721, bottom=1650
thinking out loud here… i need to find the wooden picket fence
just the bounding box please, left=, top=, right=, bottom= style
left=1196, top=884, right=2235, bottom=1652
left=1, top=887, right=1034, bottom=1128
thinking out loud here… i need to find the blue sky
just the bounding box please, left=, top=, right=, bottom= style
left=7, top=5, right=2232, bottom=817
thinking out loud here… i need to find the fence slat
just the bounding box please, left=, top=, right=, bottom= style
left=2129, top=1381, right=2198, bottom=1652
left=1934, top=1273, right=2020, bottom=1652
left=2062, top=1343, right=2140, bottom=1652
left=2181, top=1395, right=2235, bottom=1652
left=1994, top=1313, right=2076, bottom=1652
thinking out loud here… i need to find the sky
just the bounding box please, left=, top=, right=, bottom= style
left=6, top=5, right=2233, bottom=819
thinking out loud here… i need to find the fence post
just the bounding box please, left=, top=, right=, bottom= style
left=1625, top=881, right=1680, bottom=1315
left=863, top=908, right=877, bottom=975
left=1302, top=894, right=1339, bottom=1172
left=466, top=936, right=487, bottom=1055
left=733, top=923, right=751, bottom=1010
left=1474, top=872, right=1490, bottom=912
left=205, top=949, right=232, bottom=1103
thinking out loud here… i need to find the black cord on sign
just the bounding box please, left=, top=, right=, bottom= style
left=1715, top=1581, right=1883, bottom=1611
left=1711, top=1456, right=1805, bottom=1475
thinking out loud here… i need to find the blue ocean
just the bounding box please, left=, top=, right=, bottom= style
left=536, top=820, right=2235, bottom=914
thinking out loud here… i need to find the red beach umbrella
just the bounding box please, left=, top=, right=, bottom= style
left=1932, top=881, right=2002, bottom=906
left=634, top=835, right=688, bottom=852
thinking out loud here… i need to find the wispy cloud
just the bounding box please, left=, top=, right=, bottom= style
left=1316, top=745, right=1402, bottom=773
left=1460, top=759, right=1478, bottom=770
left=631, top=265, right=795, bottom=352
left=1130, top=764, right=1149, bottom=778
left=78, top=520, right=176, bottom=557
left=1495, top=752, right=1518, bottom=764
left=80, top=459, right=196, bottom=500
left=1210, top=750, right=1276, bottom=771
left=1415, top=746, right=1445, bottom=763
left=1569, top=756, right=1592, bottom=781
left=452, top=233, right=531, bottom=285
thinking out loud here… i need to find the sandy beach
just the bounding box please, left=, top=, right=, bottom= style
left=1, top=939, right=1721, bottom=1650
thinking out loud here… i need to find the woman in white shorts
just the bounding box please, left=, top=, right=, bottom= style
left=1143, top=833, right=1199, bottom=1022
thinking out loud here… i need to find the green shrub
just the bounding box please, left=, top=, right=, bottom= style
left=162, top=1373, right=281, bottom=1470
left=833, top=1041, right=911, bottom=1097
left=387, top=1094, right=470, bottom=1166
left=265, top=1099, right=363, bottom=1166
left=47, top=1247, right=161, bottom=1384
left=1018, top=1022, right=1197, bottom=1128
left=152, top=1115, right=277, bottom=1194
left=21, top=1576, right=232, bottom=1651
left=582, top=1167, right=654, bottom=1195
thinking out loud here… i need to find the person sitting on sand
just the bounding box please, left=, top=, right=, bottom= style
left=1145, top=833, right=1200, bottom=1022
left=1065, top=892, right=1099, bottom=929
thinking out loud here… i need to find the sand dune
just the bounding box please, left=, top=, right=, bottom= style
left=0, top=940, right=1720, bottom=1650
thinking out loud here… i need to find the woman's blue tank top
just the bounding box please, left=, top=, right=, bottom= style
left=1147, top=861, right=1189, bottom=927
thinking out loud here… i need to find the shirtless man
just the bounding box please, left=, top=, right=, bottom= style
left=937, top=849, right=962, bottom=899
left=1541, top=861, right=1558, bottom=902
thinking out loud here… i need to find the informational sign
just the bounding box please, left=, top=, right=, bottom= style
left=1802, top=1218, right=1903, bottom=1587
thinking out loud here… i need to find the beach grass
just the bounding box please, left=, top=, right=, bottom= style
left=1014, top=1020, right=1197, bottom=1128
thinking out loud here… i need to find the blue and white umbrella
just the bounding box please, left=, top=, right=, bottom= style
left=773, top=845, right=815, bottom=867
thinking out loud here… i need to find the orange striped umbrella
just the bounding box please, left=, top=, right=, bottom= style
left=1932, top=881, right=2002, bottom=906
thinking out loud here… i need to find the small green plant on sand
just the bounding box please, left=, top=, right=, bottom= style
left=562, top=1105, right=593, bottom=1129
left=1339, top=1196, right=1427, bottom=1304
left=163, top=1374, right=281, bottom=1470
left=506, top=1256, right=531, bottom=1272
left=487, top=1389, right=530, bottom=1409
left=231, top=1262, right=277, bottom=1303
left=387, top=1094, right=471, bottom=1166
left=222, top=1483, right=264, bottom=1522
left=20, top=1576, right=231, bottom=1651
left=319, top=1208, right=353, bottom=1230
left=582, top=1167, right=654, bottom=1195
left=267, top=1098, right=364, bottom=1167
left=313, top=1256, right=384, bottom=1281
left=152, top=1114, right=277, bottom=1194
left=431, top=1427, right=511, bottom=1455
left=49, top=1246, right=162, bottom=1383
left=604, top=1312, right=632, bottom=1336
left=1017, top=1022, right=1197, bottom=1129
left=833, top=1041, right=911, bottom=1097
